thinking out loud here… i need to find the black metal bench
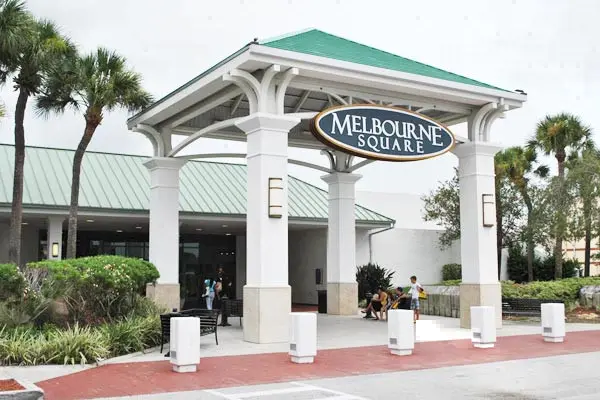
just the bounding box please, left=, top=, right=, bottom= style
left=159, top=309, right=219, bottom=355
left=502, top=298, right=564, bottom=317
left=222, top=299, right=243, bottom=327
left=180, top=308, right=219, bottom=345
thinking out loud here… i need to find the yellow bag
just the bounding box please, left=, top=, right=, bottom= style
left=419, top=290, right=427, bottom=300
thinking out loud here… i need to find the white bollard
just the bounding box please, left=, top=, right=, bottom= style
left=388, top=309, right=414, bottom=356
left=541, top=303, right=566, bottom=343
left=170, top=317, right=200, bottom=373
left=470, top=306, right=496, bottom=349
left=289, top=312, right=317, bottom=364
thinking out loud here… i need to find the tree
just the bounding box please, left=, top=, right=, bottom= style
left=495, top=146, right=549, bottom=281
left=0, top=0, right=74, bottom=265
left=566, top=147, right=600, bottom=277
left=422, top=167, right=524, bottom=263
left=0, top=99, right=5, bottom=118
left=422, top=168, right=461, bottom=249
left=528, top=113, right=593, bottom=279
left=36, top=48, right=153, bottom=258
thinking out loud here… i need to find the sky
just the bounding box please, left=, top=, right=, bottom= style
left=0, top=0, right=598, bottom=195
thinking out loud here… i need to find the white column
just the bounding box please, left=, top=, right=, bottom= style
left=453, top=142, right=503, bottom=328
left=143, top=157, right=186, bottom=312
left=47, top=216, right=64, bottom=260
left=236, top=113, right=300, bottom=344
left=321, top=172, right=361, bottom=315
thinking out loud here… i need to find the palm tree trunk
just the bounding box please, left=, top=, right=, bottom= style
left=554, top=157, right=566, bottom=280
left=8, top=88, right=29, bottom=266
left=65, top=121, right=98, bottom=259
left=521, top=190, right=534, bottom=282
left=583, top=200, right=592, bottom=277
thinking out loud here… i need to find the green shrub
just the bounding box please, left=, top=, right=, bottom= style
left=501, top=277, right=600, bottom=305
left=0, top=315, right=161, bottom=366
left=0, top=264, right=25, bottom=302
left=26, top=256, right=159, bottom=324
left=507, top=245, right=578, bottom=283
left=442, top=264, right=461, bottom=281
left=356, top=263, right=394, bottom=301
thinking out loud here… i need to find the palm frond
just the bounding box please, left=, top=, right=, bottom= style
left=0, top=0, right=34, bottom=84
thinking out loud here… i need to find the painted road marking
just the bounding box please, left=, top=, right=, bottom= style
left=204, top=381, right=368, bottom=400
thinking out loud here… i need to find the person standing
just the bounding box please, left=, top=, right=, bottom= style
left=203, top=278, right=216, bottom=310
left=408, top=275, right=424, bottom=322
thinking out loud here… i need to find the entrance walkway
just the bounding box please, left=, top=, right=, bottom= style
left=37, top=330, right=600, bottom=399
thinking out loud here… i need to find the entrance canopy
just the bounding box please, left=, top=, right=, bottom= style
left=127, top=29, right=526, bottom=158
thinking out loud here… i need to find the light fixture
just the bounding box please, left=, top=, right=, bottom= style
left=21, top=222, right=28, bottom=226
left=86, top=219, right=95, bottom=223
left=225, top=233, right=232, bottom=236
left=482, top=194, right=495, bottom=227
left=196, top=228, right=203, bottom=231
left=116, top=229, right=123, bottom=233
left=222, top=224, right=228, bottom=228
left=135, top=226, right=142, bottom=230
left=51, top=242, right=59, bottom=258
left=268, top=177, right=284, bottom=218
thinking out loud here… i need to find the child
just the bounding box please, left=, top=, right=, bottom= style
left=408, top=275, right=423, bottom=322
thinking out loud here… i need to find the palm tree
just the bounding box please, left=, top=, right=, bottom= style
left=528, top=113, right=593, bottom=279
left=36, top=48, right=153, bottom=258
left=496, top=147, right=549, bottom=282
left=0, top=0, right=74, bottom=265
left=566, top=147, right=600, bottom=277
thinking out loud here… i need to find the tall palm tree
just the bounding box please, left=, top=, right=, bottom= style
left=1, top=0, right=74, bottom=265
left=36, top=48, right=153, bottom=258
left=496, top=147, right=549, bottom=282
left=566, top=147, right=600, bottom=277
left=528, top=113, right=592, bottom=279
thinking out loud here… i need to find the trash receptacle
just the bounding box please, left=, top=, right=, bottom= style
left=317, top=290, right=327, bottom=314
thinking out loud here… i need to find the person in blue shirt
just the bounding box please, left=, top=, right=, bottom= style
left=203, top=278, right=216, bottom=310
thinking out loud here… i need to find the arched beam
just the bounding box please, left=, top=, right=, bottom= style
left=174, top=152, right=332, bottom=173
left=133, top=124, right=165, bottom=157
left=347, top=159, right=375, bottom=172
left=168, top=117, right=244, bottom=157
left=223, top=73, right=259, bottom=113
left=469, top=102, right=497, bottom=141
left=276, top=67, right=299, bottom=114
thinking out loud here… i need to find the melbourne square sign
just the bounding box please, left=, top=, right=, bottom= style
left=310, top=105, right=456, bottom=161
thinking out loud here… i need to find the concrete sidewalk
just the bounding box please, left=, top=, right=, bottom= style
left=1, top=313, right=599, bottom=384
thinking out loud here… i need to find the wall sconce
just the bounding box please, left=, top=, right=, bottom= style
left=51, top=242, right=59, bottom=258
left=268, top=177, right=284, bottom=218
left=482, top=194, right=495, bottom=227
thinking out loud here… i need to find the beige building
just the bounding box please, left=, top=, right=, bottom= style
left=563, top=238, right=600, bottom=276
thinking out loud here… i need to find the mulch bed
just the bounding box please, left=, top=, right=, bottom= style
left=0, top=379, right=24, bottom=391
left=567, top=307, right=600, bottom=323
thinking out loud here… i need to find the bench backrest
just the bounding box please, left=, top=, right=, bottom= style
left=224, top=299, right=243, bottom=316
left=160, top=312, right=182, bottom=337
left=180, top=308, right=219, bottom=327
left=502, top=298, right=564, bottom=310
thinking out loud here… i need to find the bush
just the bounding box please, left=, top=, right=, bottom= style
left=0, top=315, right=161, bottom=366
left=442, top=264, right=461, bottom=281
left=501, top=277, right=600, bottom=305
left=0, top=264, right=25, bottom=302
left=507, top=245, right=578, bottom=283
left=26, top=256, right=159, bottom=324
left=356, top=263, right=394, bottom=301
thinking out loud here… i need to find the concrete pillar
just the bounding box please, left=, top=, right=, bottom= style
left=235, top=113, right=300, bottom=344
left=453, top=142, right=503, bottom=329
left=321, top=172, right=361, bottom=315
left=143, top=157, right=187, bottom=312
left=47, top=216, right=64, bottom=260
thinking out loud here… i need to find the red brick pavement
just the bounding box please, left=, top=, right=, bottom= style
left=38, top=330, right=600, bottom=400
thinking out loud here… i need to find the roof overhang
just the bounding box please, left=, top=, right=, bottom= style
left=0, top=205, right=393, bottom=230
left=127, top=44, right=526, bottom=151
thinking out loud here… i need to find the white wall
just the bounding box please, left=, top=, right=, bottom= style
left=355, top=190, right=461, bottom=285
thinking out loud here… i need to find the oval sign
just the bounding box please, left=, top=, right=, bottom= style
left=310, top=105, right=456, bottom=162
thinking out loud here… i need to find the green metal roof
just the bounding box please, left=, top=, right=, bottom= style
left=0, top=144, right=392, bottom=225
left=262, top=29, right=509, bottom=92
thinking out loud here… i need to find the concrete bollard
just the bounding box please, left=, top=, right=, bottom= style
left=289, top=312, right=317, bottom=364
left=541, top=303, right=566, bottom=343
left=170, top=317, right=200, bottom=372
left=388, top=309, right=414, bottom=356
left=470, top=306, right=496, bottom=349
